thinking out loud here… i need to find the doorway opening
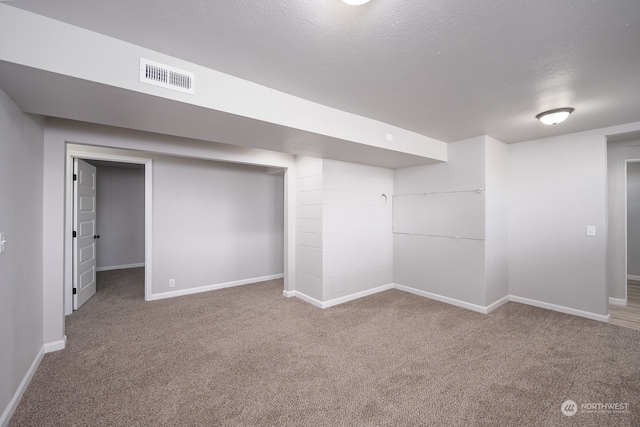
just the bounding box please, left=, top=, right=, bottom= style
left=605, top=132, right=640, bottom=330
left=615, top=159, right=640, bottom=329
left=65, top=148, right=152, bottom=315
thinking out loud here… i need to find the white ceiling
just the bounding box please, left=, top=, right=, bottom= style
left=6, top=0, right=640, bottom=143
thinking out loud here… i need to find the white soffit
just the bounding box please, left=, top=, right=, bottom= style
left=5, top=0, right=640, bottom=143
left=0, top=4, right=446, bottom=168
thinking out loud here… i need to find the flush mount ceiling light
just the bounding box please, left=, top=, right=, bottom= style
left=535, top=108, right=575, bottom=125
left=342, top=0, right=370, bottom=5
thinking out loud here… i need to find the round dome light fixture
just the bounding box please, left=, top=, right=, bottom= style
left=342, top=0, right=370, bottom=5
left=536, top=107, right=575, bottom=125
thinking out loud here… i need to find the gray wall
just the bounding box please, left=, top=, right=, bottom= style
left=627, top=161, right=640, bottom=277
left=393, top=137, right=487, bottom=306
left=153, top=154, right=284, bottom=293
left=0, top=90, right=44, bottom=422
left=510, top=130, right=607, bottom=315
left=95, top=165, right=145, bottom=270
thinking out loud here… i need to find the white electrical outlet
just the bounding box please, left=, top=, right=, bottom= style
left=586, top=226, right=596, bottom=237
left=0, top=232, right=6, bottom=254
left=169, top=279, right=175, bottom=288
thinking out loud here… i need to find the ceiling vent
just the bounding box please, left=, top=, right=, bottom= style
left=139, top=58, right=194, bottom=95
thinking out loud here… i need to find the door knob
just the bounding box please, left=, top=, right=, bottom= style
left=94, top=235, right=100, bottom=239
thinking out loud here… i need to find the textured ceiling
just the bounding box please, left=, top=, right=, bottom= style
left=7, top=0, right=640, bottom=143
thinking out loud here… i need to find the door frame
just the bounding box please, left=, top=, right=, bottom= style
left=65, top=148, right=153, bottom=315
left=623, top=159, right=640, bottom=304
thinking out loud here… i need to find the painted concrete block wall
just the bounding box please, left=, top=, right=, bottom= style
left=95, top=165, right=145, bottom=270
left=322, top=160, right=393, bottom=300
left=153, top=155, right=284, bottom=293
left=509, top=130, right=607, bottom=316
left=484, top=137, right=509, bottom=306
left=0, top=90, right=44, bottom=422
left=607, top=139, right=640, bottom=299
left=393, top=137, right=487, bottom=306
left=627, top=161, right=640, bottom=276
left=295, top=156, right=324, bottom=301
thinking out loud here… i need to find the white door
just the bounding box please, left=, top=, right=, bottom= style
left=73, top=159, right=98, bottom=309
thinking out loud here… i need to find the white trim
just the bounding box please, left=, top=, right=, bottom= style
left=96, top=263, right=145, bottom=272
left=144, top=158, right=153, bottom=303
left=0, top=346, right=44, bottom=427
left=287, top=284, right=507, bottom=313
left=43, top=335, right=67, bottom=353
left=65, top=148, right=153, bottom=315
left=287, top=282, right=611, bottom=323
left=148, top=274, right=285, bottom=301
left=627, top=274, right=640, bottom=281
left=623, top=159, right=637, bottom=315
left=485, top=295, right=510, bottom=313
left=283, top=167, right=296, bottom=295
left=64, top=153, right=73, bottom=315
left=286, top=284, right=394, bottom=309
left=282, top=290, right=296, bottom=298
left=509, top=295, right=610, bottom=323
left=389, top=284, right=610, bottom=323
left=393, top=284, right=491, bottom=314
left=323, top=284, right=394, bottom=308
left=288, top=291, right=324, bottom=308
left=609, top=297, right=627, bottom=306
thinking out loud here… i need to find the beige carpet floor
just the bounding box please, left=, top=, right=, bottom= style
left=9, top=268, right=640, bottom=426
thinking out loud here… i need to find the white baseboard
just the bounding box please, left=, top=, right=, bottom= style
left=509, top=295, right=610, bottom=323
left=627, top=274, right=640, bottom=281
left=609, top=297, right=627, bottom=306
left=96, top=263, right=145, bottom=272
left=393, top=284, right=492, bottom=314
left=288, top=291, right=324, bottom=308
left=1, top=346, right=44, bottom=427
left=324, top=284, right=393, bottom=308
left=389, top=284, right=610, bottom=323
left=485, top=295, right=511, bottom=313
left=43, top=335, right=67, bottom=353
left=288, top=283, right=508, bottom=314
left=282, top=290, right=296, bottom=298
left=148, top=274, right=285, bottom=301
left=285, top=284, right=393, bottom=309
left=284, top=283, right=611, bottom=324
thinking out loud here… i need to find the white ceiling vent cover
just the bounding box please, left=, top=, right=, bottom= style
left=140, top=58, right=194, bottom=95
